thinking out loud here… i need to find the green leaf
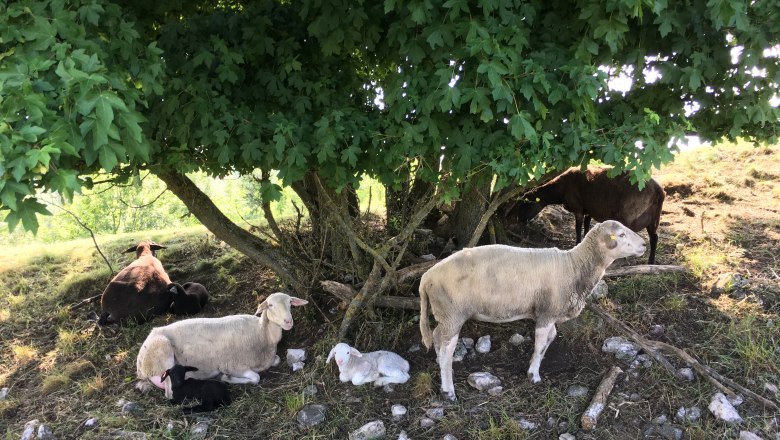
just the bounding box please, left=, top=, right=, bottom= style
left=98, top=147, right=118, bottom=172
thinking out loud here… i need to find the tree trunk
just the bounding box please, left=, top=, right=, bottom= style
left=446, top=170, right=492, bottom=248
left=386, top=176, right=434, bottom=235
left=156, top=171, right=303, bottom=294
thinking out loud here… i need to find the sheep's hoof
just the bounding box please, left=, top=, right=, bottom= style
left=527, top=372, right=542, bottom=384
left=441, top=391, right=457, bottom=402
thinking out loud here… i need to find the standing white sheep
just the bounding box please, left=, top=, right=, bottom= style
left=326, top=343, right=410, bottom=386
left=419, top=220, right=646, bottom=400
left=136, top=292, right=307, bottom=398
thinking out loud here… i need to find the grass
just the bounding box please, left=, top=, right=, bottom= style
left=0, top=141, right=779, bottom=439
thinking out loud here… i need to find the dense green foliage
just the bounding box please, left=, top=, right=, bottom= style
left=2, top=0, right=779, bottom=235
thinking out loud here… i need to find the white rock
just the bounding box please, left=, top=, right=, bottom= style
left=590, top=280, right=608, bottom=299
left=420, top=418, right=435, bottom=428
left=739, top=432, right=764, bottom=440
left=566, top=385, right=589, bottom=398
left=764, top=382, right=779, bottom=395
left=452, top=340, right=468, bottom=362
left=709, top=392, right=743, bottom=425
left=475, top=335, right=491, bottom=353
left=559, top=434, right=576, bottom=440
left=630, top=354, right=653, bottom=369
left=678, top=367, right=695, bottom=381
left=292, top=361, right=305, bottom=372
left=602, top=336, right=639, bottom=361
left=467, top=372, right=501, bottom=391
left=271, top=355, right=281, bottom=367
left=190, top=420, right=210, bottom=439
left=426, top=407, right=444, bottom=420
left=21, top=420, right=38, bottom=440
left=509, top=333, right=525, bottom=346
left=391, top=404, right=407, bottom=419
left=443, top=435, right=457, bottom=440
left=675, top=406, right=702, bottom=423
left=397, top=431, right=409, bottom=440
left=407, top=344, right=421, bottom=353
left=0, top=387, right=8, bottom=400
left=730, top=394, right=744, bottom=407
left=287, top=348, right=307, bottom=365
left=516, top=418, right=538, bottom=430
left=420, top=254, right=435, bottom=261
left=350, top=420, right=386, bottom=440
left=487, top=386, right=503, bottom=396
left=37, top=424, right=56, bottom=440
left=461, top=337, right=474, bottom=350
left=84, top=418, right=98, bottom=429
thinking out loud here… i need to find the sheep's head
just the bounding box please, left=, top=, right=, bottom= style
left=595, top=220, right=645, bottom=259
left=505, top=195, right=545, bottom=224
left=326, top=342, right=362, bottom=367
left=167, top=283, right=186, bottom=296
left=255, top=292, right=308, bottom=331
left=123, top=240, right=166, bottom=258
left=161, top=364, right=198, bottom=388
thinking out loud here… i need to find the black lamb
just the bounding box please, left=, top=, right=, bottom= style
left=161, top=364, right=231, bottom=413
left=168, top=282, right=209, bottom=316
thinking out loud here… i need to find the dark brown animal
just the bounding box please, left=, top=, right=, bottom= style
left=168, top=282, right=210, bottom=316
left=507, top=167, right=665, bottom=264
left=98, top=240, right=173, bottom=324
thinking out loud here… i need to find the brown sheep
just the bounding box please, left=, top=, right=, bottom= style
left=97, top=240, right=173, bottom=325
left=505, top=167, right=665, bottom=264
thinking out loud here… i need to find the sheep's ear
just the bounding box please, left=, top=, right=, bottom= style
left=603, top=229, right=619, bottom=249
left=122, top=245, right=138, bottom=254
left=254, top=301, right=268, bottom=316
left=149, top=243, right=166, bottom=251
left=350, top=348, right=363, bottom=357
left=160, top=371, right=169, bottom=381
left=326, top=347, right=337, bottom=364
left=184, top=366, right=199, bottom=373
left=290, top=297, right=308, bottom=307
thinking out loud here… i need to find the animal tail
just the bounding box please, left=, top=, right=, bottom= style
left=419, top=277, right=433, bottom=350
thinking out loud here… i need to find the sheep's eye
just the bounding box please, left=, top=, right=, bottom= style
left=268, top=303, right=274, bottom=308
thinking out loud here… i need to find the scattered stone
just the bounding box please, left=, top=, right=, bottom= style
left=765, top=382, right=779, bottom=396
left=391, top=404, right=407, bottom=420
left=678, top=367, right=695, bottom=381
left=420, top=254, right=436, bottom=261
left=558, top=421, right=569, bottom=432
left=546, top=417, right=557, bottom=428
left=271, top=355, right=281, bottom=367
left=739, top=431, right=764, bottom=440
left=383, top=384, right=395, bottom=393
left=36, top=424, right=55, bottom=440
left=653, top=415, right=668, bottom=425
left=649, top=324, right=665, bottom=337
left=287, top=349, right=307, bottom=365
left=709, top=392, right=743, bottom=425
left=426, top=407, right=445, bottom=420
left=602, top=336, right=640, bottom=361
left=566, top=385, right=589, bottom=398
left=630, top=354, right=653, bottom=369
left=644, top=416, right=683, bottom=440
left=350, top=420, right=386, bottom=440
left=443, top=435, right=457, bottom=440
left=189, top=419, right=211, bottom=439
left=590, top=280, right=608, bottom=299
left=407, top=343, right=421, bottom=353
left=730, top=394, right=744, bottom=407
left=509, top=333, right=525, bottom=346
left=476, top=335, right=491, bottom=353
left=21, top=420, right=38, bottom=440
left=420, top=418, right=435, bottom=428
left=467, top=372, right=501, bottom=391
left=121, top=401, right=142, bottom=416
left=487, top=386, right=503, bottom=396
left=303, top=384, right=318, bottom=397
left=675, top=406, right=702, bottom=423
left=397, top=431, right=409, bottom=440
left=461, top=338, right=475, bottom=350
left=297, top=404, right=327, bottom=427
left=292, top=361, right=305, bottom=372
left=560, top=434, right=576, bottom=440
left=516, top=418, right=538, bottom=430
left=0, top=387, right=8, bottom=400
left=629, top=393, right=642, bottom=402
left=453, top=340, right=468, bottom=362
left=84, top=418, right=98, bottom=429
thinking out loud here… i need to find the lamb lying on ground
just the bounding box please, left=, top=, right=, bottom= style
left=327, top=342, right=410, bottom=386
left=136, top=292, right=308, bottom=398
left=168, top=282, right=210, bottom=316
left=419, top=220, right=646, bottom=400
left=161, top=364, right=231, bottom=413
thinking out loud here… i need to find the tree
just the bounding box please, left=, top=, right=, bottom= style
left=2, top=0, right=779, bottom=336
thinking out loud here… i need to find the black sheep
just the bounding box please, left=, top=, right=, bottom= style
left=160, top=364, right=231, bottom=413
left=168, top=282, right=209, bottom=315
left=506, top=167, right=665, bottom=264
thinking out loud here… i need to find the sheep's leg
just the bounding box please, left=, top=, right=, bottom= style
left=437, top=334, right=460, bottom=400
left=647, top=227, right=658, bottom=264
left=220, top=370, right=260, bottom=384
left=584, top=215, right=592, bottom=234
left=374, top=370, right=410, bottom=386
left=575, top=214, right=585, bottom=243
left=527, top=323, right=556, bottom=384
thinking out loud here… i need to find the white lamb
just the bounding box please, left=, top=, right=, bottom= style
left=136, top=292, right=307, bottom=398
left=326, top=342, right=410, bottom=386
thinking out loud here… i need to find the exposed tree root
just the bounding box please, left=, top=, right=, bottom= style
left=581, top=365, right=623, bottom=431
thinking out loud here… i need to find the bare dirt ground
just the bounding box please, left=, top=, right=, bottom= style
left=0, top=141, right=778, bottom=439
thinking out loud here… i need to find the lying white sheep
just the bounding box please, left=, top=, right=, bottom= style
left=419, top=220, right=645, bottom=400
left=136, top=292, right=307, bottom=398
left=326, top=342, right=410, bottom=386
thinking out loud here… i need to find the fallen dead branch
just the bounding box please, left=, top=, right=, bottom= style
left=69, top=294, right=102, bottom=311
left=581, top=365, right=623, bottom=431
left=603, top=264, right=686, bottom=278
left=587, top=303, right=778, bottom=411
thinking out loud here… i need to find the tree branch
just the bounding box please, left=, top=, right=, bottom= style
left=467, top=184, right=528, bottom=248
left=47, top=201, right=114, bottom=275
